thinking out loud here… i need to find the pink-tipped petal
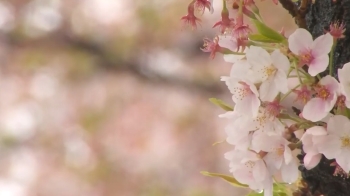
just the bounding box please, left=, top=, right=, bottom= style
left=288, top=28, right=313, bottom=55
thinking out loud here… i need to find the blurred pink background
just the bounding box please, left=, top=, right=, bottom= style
left=0, top=0, right=296, bottom=195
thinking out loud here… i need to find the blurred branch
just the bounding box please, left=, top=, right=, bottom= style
left=3, top=30, right=226, bottom=95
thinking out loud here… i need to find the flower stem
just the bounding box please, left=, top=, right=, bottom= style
left=329, top=40, right=337, bottom=76
left=280, top=84, right=301, bottom=102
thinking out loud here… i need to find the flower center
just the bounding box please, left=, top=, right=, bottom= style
left=341, top=136, right=350, bottom=148
left=276, top=147, right=284, bottom=156
left=244, top=161, right=255, bottom=169
left=299, top=50, right=313, bottom=65
left=233, top=82, right=252, bottom=101
left=261, top=65, right=276, bottom=79
left=316, top=86, right=330, bottom=100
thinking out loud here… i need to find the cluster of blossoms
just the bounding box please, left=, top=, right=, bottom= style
left=181, top=0, right=350, bottom=195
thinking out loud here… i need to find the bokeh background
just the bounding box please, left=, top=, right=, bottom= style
left=0, top=0, right=296, bottom=196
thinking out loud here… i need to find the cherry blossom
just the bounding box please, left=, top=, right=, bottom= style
left=300, top=126, right=327, bottom=169
left=223, top=78, right=260, bottom=117
left=302, top=76, right=339, bottom=122
left=250, top=106, right=285, bottom=135
left=317, top=115, right=350, bottom=172
left=225, top=149, right=273, bottom=196
left=338, top=62, right=350, bottom=108
left=252, top=133, right=299, bottom=183
left=246, top=46, right=290, bottom=101
left=288, top=28, right=333, bottom=76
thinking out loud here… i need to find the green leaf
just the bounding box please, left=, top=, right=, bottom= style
left=249, top=34, right=280, bottom=43
left=209, top=98, right=233, bottom=111
left=252, top=20, right=285, bottom=42
left=200, top=171, right=248, bottom=188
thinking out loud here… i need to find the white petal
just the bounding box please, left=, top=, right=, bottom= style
left=318, top=135, right=341, bottom=159
left=302, top=98, right=327, bottom=122
left=219, top=35, right=238, bottom=52
left=246, top=46, right=272, bottom=71
left=336, top=150, right=350, bottom=173
left=311, top=33, right=333, bottom=56
left=281, top=159, right=299, bottom=183
left=223, top=54, right=245, bottom=64
left=308, top=55, right=329, bottom=76
left=274, top=70, right=289, bottom=94
left=288, top=28, right=313, bottom=55
left=305, top=126, right=327, bottom=136
left=271, top=50, right=290, bottom=73
left=327, top=115, right=350, bottom=135
left=304, top=153, right=322, bottom=170
left=259, top=78, right=279, bottom=102
left=338, top=63, right=350, bottom=98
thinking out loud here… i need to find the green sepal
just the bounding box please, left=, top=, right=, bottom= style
left=200, top=171, right=249, bottom=188
left=252, top=20, right=285, bottom=43
left=209, top=98, right=233, bottom=111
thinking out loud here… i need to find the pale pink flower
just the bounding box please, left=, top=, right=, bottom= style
left=300, top=126, right=327, bottom=170
left=225, top=149, right=273, bottom=196
left=246, top=47, right=290, bottom=102
left=252, top=133, right=299, bottom=183
left=218, top=35, right=238, bottom=52
left=250, top=106, right=285, bottom=135
left=302, top=76, right=339, bottom=122
left=223, top=78, right=260, bottom=117
left=288, top=28, right=333, bottom=76
left=338, top=62, right=350, bottom=108
left=220, top=111, right=254, bottom=150
left=318, top=115, right=350, bottom=172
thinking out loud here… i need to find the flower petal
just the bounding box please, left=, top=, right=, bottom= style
left=308, top=55, right=329, bottom=76
left=302, top=98, right=327, bottom=122
left=318, top=134, right=341, bottom=159
left=288, top=28, right=313, bottom=55
left=219, top=35, right=238, bottom=52
left=259, top=78, right=279, bottom=102
left=327, top=115, right=350, bottom=135
left=304, top=153, right=322, bottom=170
left=274, top=70, right=289, bottom=94
left=336, top=150, right=350, bottom=173
left=246, top=46, right=272, bottom=70
left=281, top=159, right=299, bottom=183
left=271, top=50, right=290, bottom=73
left=311, top=33, right=333, bottom=56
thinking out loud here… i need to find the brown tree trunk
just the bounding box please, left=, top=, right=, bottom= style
left=279, top=0, right=350, bottom=195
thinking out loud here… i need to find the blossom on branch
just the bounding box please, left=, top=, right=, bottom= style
left=288, top=28, right=333, bottom=76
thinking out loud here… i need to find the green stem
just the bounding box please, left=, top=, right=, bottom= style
left=329, top=39, right=337, bottom=76
left=280, top=84, right=301, bottom=102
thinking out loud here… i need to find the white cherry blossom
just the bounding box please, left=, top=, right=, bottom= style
left=246, top=46, right=290, bottom=102
left=318, top=115, right=350, bottom=172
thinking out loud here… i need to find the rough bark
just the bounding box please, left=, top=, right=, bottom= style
left=279, top=0, right=350, bottom=196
